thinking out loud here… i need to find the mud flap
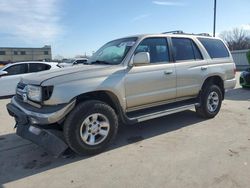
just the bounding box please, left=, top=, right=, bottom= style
left=16, top=124, right=68, bottom=157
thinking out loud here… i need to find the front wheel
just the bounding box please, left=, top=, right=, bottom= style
left=63, top=100, right=118, bottom=155
left=196, top=85, right=222, bottom=118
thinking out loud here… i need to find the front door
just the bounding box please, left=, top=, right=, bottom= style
left=125, top=37, right=176, bottom=110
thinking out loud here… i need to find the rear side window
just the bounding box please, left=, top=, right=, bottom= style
left=29, top=63, right=51, bottom=73
left=198, top=38, right=229, bottom=58
left=172, top=38, right=203, bottom=61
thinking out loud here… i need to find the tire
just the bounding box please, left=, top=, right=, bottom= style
left=63, top=100, right=118, bottom=155
left=195, top=85, right=222, bottom=118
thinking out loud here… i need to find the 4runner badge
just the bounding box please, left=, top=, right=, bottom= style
left=22, top=93, right=28, bottom=102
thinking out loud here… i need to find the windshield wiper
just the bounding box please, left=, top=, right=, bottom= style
left=90, top=60, right=112, bottom=65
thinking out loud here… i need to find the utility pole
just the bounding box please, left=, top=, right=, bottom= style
left=213, top=0, right=217, bottom=37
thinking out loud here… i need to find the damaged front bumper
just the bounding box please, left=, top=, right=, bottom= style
left=16, top=124, right=68, bottom=157
left=9, top=96, right=76, bottom=125
left=6, top=97, right=76, bottom=157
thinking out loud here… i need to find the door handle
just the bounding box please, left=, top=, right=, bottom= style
left=164, top=70, right=173, bottom=75
left=201, top=66, right=208, bottom=71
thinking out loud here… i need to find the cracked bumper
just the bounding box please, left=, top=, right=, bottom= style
left=6, top=96, right=75, bottom=157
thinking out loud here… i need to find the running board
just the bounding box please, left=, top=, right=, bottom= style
left=127, top=102, right=199, bottom=123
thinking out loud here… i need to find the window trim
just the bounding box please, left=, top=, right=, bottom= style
left=133, top=37, right=173, bottom=66
left=171, top=37, right=204, bottom=63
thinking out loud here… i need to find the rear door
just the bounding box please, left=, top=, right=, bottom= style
left=125, top=37, right=176, bottom=110
left=0, top=63, right=28, bottom=97
left=171, top=37, right=208, bottom=99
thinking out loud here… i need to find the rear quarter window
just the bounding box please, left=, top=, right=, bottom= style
left=198, top=38, right=229, bottom=58
left=29, top=63, right=51, bottom=73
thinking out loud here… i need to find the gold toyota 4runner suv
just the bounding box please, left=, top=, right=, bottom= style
left=7, top=31, right=236, bottom=156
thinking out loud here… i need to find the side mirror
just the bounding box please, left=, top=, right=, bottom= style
left=0, top=70, right=8, bottom=77
left=132, top=52, right=150, bottom=66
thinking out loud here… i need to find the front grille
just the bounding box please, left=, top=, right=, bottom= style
left=17, top=82, right=26, bottom=90
left=16, top=82, right=27, bottom=101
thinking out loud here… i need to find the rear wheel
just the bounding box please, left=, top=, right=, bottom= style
left=196, top=85, right=222, bottom=118
left=63, top=100, right=118, bottom=155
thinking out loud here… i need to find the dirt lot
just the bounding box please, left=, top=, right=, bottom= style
left=0, top=72, right=249, bottom=188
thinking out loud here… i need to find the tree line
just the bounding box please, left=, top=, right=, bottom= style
left=219, top=27, right=250, bottom=51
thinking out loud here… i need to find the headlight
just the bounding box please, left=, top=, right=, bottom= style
left=27, top=85, right=42, bottom=102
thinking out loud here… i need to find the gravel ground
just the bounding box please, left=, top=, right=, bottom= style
left=0, top=72, right=249, bottom=188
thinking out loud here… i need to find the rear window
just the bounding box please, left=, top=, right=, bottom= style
left=198, top=38, right=229, bottom=58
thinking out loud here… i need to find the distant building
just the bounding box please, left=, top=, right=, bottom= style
left=0, top=45, right=52, bottom=63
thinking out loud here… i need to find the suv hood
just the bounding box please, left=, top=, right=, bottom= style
left=22, top=65, right=119, bottom=85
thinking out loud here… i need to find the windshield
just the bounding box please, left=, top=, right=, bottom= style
left=88, top=37, right=137, bottom=65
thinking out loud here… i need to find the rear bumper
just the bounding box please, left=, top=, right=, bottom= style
left=224, top=78, right=236, bottom=89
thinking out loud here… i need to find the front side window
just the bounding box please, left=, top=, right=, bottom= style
left=135, top=38, right=170, bottom=63
left=172, top=38, right=203, bottom=61
left=29, top=63, right=50, bottom=73
left=198, top=38, right=229, bottom=58
left=5, top=64, right=28, bottom=75
left=89, top=37, right=138, bottom=65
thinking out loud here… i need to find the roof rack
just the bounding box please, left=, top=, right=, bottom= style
left=196, top=33, right=211, bottom=37
left=162, top=30, right=184, bottom=34
left=161, top=30, right=212, bottom=37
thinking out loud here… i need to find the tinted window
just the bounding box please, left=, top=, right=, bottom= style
left=172, top=38, right=203, bottom=61
left=198, top=38, right=229, bottom=58
left=5, top=64, right=28, bottom=75
left=29, top=63, right=51, bottom=73
left=135, top=38, right=170, bottom=63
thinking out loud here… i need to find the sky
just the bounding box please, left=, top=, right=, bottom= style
left=0, top=0, right=250, bottom=58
